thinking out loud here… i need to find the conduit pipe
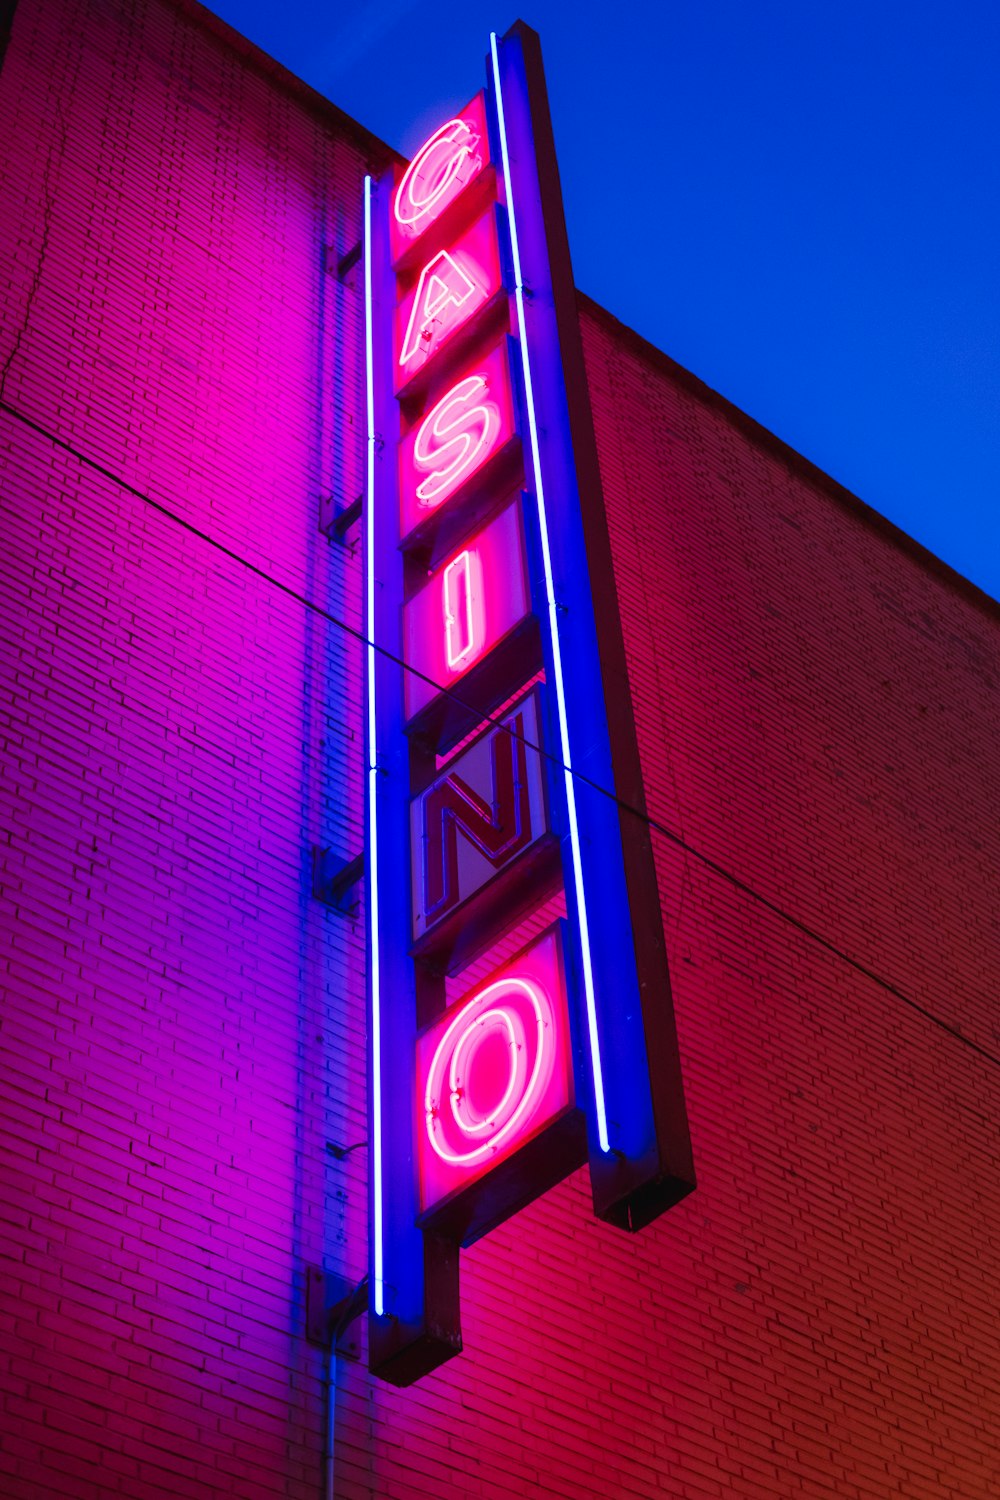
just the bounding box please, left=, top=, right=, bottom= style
left=322, top=1275, right=368, bottom=1500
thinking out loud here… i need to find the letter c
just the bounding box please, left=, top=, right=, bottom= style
left=394, top=118, right=481, bottom=232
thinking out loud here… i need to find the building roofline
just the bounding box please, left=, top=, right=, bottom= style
left=578, top=290, right=999, bottom=624
left=159, top=1, right=995, bottom=625
left=170, top=0, right=404, bottom=171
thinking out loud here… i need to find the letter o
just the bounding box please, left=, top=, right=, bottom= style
left=394, top=118, right=480, bottom=231
left=424, top=978, right=556, bottom=1167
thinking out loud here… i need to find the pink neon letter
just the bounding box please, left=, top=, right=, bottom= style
left=413, top=376, right=498, bottom=505
left=414, top=927, right=573, bottom=1210
left=423, top=978, right=553, bottom=1168
left=442, top=550, right=482, bottom=669
left=399, top=251, right=478, bottom=369
left=394, top=118, right=481, bottom=231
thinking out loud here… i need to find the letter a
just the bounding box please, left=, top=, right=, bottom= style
left=399, top=252, right=478, bottom=370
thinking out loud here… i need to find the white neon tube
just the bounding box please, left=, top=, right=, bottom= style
left=489, top=35, right=611, bottom=1153
left=363, top=176, right=386, bottom=1314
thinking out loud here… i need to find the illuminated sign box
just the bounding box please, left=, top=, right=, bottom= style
left=415, top=923, right=585, bottom=1245
left=390, top=92, right=494, bottom=269
left=402, top=497, right=539, bottom=746
left=398, top=337, right=520, bottom=552
left=394, top=207, right=506, bottom=396
left=410, top=689, right=559, bottom=973
left=363, top=25, right=694, bottom=1388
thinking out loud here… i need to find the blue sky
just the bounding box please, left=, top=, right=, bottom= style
left=213, top=0, right=999, bottom=602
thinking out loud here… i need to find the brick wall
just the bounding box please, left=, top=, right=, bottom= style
left=0, top=0, right=381, bottom=1493
left=576, top=304, right=1000, bottom=1497
left=2, top=0, right=998, bottom=1496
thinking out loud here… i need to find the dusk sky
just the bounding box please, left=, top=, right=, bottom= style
left=212, top=0, right=999, bottom=602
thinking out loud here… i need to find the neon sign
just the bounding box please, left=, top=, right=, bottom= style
left=411, top=376, right=496, bottom=501
left=390, top=94, right=490, bottom=264
left=442, top=550, right=479, bottom=668
left=363, top=23, right=695, bottom=1387
left=398, top=251, right=478, bottom=369
left=402, top=499, right=533, bottom=736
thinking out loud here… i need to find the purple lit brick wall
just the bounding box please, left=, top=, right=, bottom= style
left=2, top=0, right=999, bottom=1497
left=0, top=0, right=386, bottom=1493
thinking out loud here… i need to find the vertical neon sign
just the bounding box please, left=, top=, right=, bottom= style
left=364, top=23, right=695, bottom=1386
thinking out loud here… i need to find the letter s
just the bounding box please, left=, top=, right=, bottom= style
left=413, top=375, right=498, bottom=506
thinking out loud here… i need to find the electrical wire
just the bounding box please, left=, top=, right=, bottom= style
left=2, top=394, right=997, bottom=1076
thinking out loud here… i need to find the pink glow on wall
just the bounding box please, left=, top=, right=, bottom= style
left=403, top=500, right=529, bottom=723
left=0, top=0, right=372, bottom=1485
left=416, top=926, right=573, bottom=1209
left=394, top=211, right=502, bottom=391
left=390, top=93, right=490, bottom=264
left=399, top=340, right=516, bottom=542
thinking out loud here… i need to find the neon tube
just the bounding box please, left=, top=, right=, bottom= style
left=413, top=374, right=499, bottom=504
left=443, top=549, right=478, bottom=668
left=363, top=176, right=386, bottom=1315
left=489, top=34, right=611, bottom=1153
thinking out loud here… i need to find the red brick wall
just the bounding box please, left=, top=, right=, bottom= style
left=2, top=0, right=999, bottom=1496
left=576, top=304, right=1000, bottom=1497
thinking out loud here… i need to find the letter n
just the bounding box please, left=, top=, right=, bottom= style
left=423, top=716, right=531, bottom=921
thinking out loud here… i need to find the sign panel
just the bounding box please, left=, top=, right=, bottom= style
left=410, top=689, right=557, bottom=969
left=390, top=92, right=491, bottom=266
left=403, top=498, right=531, bottom=727
left=394, top=208, right=504, bottom=393
left=398, top=338, right=518, bottom=545
left=416, top=924, right=577, bottom=1230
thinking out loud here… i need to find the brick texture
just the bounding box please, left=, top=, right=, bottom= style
left=1, top=0, right=998, bottom=1496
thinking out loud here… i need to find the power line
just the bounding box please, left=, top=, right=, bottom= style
left=3, top=396, right=997, bottom=1075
